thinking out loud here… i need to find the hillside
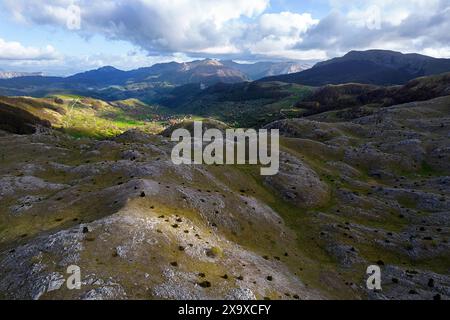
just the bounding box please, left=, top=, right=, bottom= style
left=157, top=81, right=314, bottom=127
left=261, top=50, right=450, bottom=86
left=221, top=60, right=311, bottom=80
left=0, top=93, right=449, bottom=300
left=0, top=59, right=318, bottom=102
left=163, top=59, right=249, bottom=85
left=295, top=72, right=450, bottom=118
left=153, top=72, right=450, bottom=127
left=0, top=96, right=170, bottom=138
left=0, top=67, right=449, bottom=301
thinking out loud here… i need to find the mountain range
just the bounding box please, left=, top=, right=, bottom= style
left=221, top=60, right=311, bottom=80
left=0, top=59, right=308, bottom=89
left=261, top=50, right=450, bottom=85
left=2, top=50, right=450, bottom=100
left=1, top=46, right=450, bottom=300
left=2, top=49, right=450, bottom=117
left=1, top=69, right=449, bottom=300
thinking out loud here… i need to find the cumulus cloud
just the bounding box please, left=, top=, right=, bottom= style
left=241, top=12, right=323, bottom=60
left=2, top=0, right=324, bottom=60
left=257, top=12, right=317, bottom=36
left=2, top=0, right=450, bottom=65
left=0, top=49, right=193, bottom=76
left=0, top=38, right=60, bottom=61
left=3, top=0, right=269, bottom=53
left=296, top=0, right=450, bottom=58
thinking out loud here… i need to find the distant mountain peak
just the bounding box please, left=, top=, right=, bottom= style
left=342, top=49, right=428, bottom=60
left=201, top=58, right=222, bottom=66
left=183, top=59, right=224, bottom=70
left=96, top=66, right=123, bottom=72
left=220, top=60, right=311, bottom=80
left=346, top=49, right=402, bottom=55
left=261, top=49, right=450, bottom=86
left=0, top=57, right=312, bottom=88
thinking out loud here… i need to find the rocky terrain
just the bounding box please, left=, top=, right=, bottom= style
left=0, top=93, right=448, bottom=300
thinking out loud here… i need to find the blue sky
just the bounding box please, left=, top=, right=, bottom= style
left=0, top=0, right=449, bottom=75
left=269, top=0, right=329, bottom=16
left=0, top=0, right=330, bottom=59
left=0, top=18, right=134, bottom=61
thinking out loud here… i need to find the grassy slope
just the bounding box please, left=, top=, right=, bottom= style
left=165, top=82, right=314, bottom=128
left=0, top=78, right=449, bottom=299
left=0, top=95, right=169, bottom=139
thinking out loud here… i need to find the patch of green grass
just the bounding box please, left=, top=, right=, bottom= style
left=419, top=161, right=439, bottom=176
left=203, top=163, right=359, bottom=298
left=57, top=97, right=168, bottom=138
left=1, top=95, right=170, bottom=139
left=47, top=93, right=84, bottom=100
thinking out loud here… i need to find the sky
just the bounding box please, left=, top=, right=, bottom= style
left=0, top=0, right=449, bottom=76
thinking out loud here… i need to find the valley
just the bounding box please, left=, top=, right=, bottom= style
left=0, top=50, right=449, bottom=300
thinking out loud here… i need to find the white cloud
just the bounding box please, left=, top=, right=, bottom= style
left=243, top=12, right=320, bottom=60
left=3, top=0, right=270, bottom=54
left=297, top=0, right=450, bottom=59
left=2, top=0, right=450, bottom=68
left=258, top=12, right=318, bottom=36
left=196, top=45, right=241, bottom=55
left=0, top=38, right=60, bottom=61
left=2, top=0, right=324, bottom=61
left=333, top=0, right=442, bottom=28
left=420, top=47, right=450, bottom=59
left=0, top=50, right=195, bottom=76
